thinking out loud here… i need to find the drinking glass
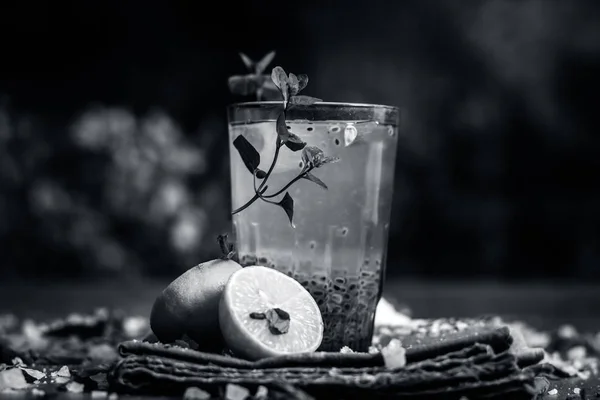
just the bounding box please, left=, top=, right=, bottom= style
left=227, top=101, right=399, bottom=352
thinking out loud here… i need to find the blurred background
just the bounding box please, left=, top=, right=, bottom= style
left=0, top=0, right=599, bottom=284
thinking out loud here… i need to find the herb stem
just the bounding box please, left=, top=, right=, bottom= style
left=232, top=185, right=269, bottom=215
left=257, top=130, right=283, bottom=193
left=253, top=170, right=278, bottom=205
left=263, top=166, right=314, bottom=199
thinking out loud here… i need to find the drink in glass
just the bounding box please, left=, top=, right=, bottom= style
left=227, top=101, right=399, bottom=352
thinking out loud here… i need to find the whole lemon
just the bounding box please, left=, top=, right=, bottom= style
left=150, top=237, right=242, bottom=350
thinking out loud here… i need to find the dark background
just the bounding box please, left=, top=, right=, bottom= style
left=1, top=0, right=599, bottom=283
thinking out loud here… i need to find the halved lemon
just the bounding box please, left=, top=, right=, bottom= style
left=219, top=265, right=324, bottom=360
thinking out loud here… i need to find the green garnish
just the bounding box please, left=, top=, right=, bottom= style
left=229, top=52, right=339, bottom=227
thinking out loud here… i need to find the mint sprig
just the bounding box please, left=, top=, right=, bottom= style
left=229, top=56, right=338, bottom=227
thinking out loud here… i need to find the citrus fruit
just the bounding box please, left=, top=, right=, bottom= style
left=219, top=265, right=324, bottom=360
left=150, top=256, right=241, bottom=350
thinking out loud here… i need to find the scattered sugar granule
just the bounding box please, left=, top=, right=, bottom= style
left=368, top=346, right=379, bottom=354
left=558, top=325, right=578, bottom=339
left=22, top=368, right=45, bottom=380
left=11, top=358, right=24, bottom=367
left=50, top=365, right=71, bottom=385
left=254, top=386, right=268, bottom=400
left=455, top=321, right=469, bottom=331
left=379, top=327, right=392, bottom=336
left=0, top=368, right=29, bottom=390
left=579, top=370, right=591, bottom=380
left=56, top=366, right=70, bottom=378
left=381, top=339, right=406, bottom=369
left=567, top=346, right=586, bottom=361
left=183, top=386, right=210, bottom=400
left=224, top=383, right=250, bottom=400
left=66, top=382, right=85, bottom=393
left=123, top=316, right=148, bottom=338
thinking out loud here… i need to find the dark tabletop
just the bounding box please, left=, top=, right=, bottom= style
left=1, top=278, right=599, bottom=399
left=2, top=278, right=599, bottom=331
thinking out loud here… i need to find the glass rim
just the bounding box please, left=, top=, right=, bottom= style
left=227, top=100, right=399, bottom=112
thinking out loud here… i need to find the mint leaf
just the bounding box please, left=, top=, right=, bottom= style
left=284, top=133, right=306, bottom=151
left=301, top=146, right=323, bottom=166
left=290, top=95, right=322, bottom=106
left=317, top=155, right=340, bottom=167
left=302, top=146, right=339, bottom=167
left=256, top=51, right=276, bottom=75
left=271, top=66, right=288, bottom=90
left=302, top=172, right=328, bottom=190
left=288, top=73, right=300, bottom=96
left=297, top=74, right=309, bottom=92
left=271, top=66, right=289, bottom=103
left=277, top=192, right=295, bottom=228
left=233, top=135, right=261, bottom=175
left=266, top=307, right=290, bottom=334
left=239, top=52, right=254, bottom=71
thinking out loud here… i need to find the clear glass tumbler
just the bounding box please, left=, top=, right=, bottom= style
left=227, top=101, right=399, bottom=352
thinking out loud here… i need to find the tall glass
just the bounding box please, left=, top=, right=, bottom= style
left=227, top=101, right=399, bottom=352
